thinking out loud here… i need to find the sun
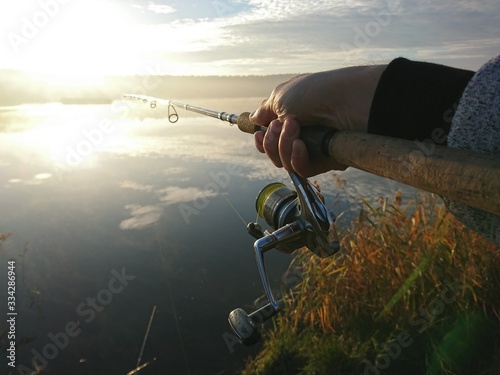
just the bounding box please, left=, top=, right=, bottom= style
left=2, top=0, right=235, bottom=78
left=20, top=1, right=135, bottom=77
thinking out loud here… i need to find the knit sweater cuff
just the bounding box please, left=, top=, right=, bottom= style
left=368, top=57, right=475, bottom=145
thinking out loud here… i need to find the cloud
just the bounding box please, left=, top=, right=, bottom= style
left=132, top=1, right=176, bottom=15
left=120, top=180, right=154, bottom=192
left=214, top=0, right=499, bottom=68
left=163, top=167, right=186, bottom=175
left=1, top=0, right=498, bottom=75
left=147, top=3, right=176, bottom=14
left=156, top=186, right=218, bottom=206
left=119, top=184, right=219, bottom=230
left=136, top=0, right=499, bottom=73
left=7, top=173, right=53, bottom=186
left=34, top=173, right=52, bottom=180
left=119, top=204, right=162, bottom=230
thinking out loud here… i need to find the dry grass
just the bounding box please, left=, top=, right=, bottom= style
left=243, top=188, right=500, bottom=375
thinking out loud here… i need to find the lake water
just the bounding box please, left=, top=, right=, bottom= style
left=0, top=99, right=416, bottom=374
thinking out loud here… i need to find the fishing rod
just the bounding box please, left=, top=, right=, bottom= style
left=124, top=93, right=341, bottom=345
left=123, top=94, right=500, bottom=345
left=123, top=94, right=500, bottom=216
left=122, top=94, right=336, bottom=157
left=123, top=94, right=238, bottom=125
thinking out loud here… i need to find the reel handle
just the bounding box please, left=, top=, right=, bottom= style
left=228, top=302, right=279, bottom=346
left=237, top=112, right=337, bottom=158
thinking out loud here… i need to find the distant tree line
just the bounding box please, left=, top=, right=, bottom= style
left=0, top=70, right=296, bottom=106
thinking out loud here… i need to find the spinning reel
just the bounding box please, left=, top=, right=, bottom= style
left=228, top=172, right=341, bottom=345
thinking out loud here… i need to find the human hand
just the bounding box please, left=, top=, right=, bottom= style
left=250, top=65, right=386, bottom=177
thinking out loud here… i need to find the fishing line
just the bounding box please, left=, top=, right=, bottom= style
left=154, top=227, right=191, bottom=375
left=221, top=193, right=247, bottom=228
left=254, top=213, right=261, bottom=230
left=136, top=305, right=157, bottom=368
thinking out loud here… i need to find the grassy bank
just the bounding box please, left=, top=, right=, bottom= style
left=243, top=190, right=499, bottom=375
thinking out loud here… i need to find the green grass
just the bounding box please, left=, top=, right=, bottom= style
left=242, top=188, right=499, bottom=375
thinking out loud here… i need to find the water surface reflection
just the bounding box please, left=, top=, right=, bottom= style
left=0, top=100, right=416, bottom=374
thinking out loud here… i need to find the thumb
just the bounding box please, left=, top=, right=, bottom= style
left=249, top=103, right=277, bottom=126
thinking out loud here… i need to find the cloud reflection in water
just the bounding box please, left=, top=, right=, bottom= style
left=119, top=182, right=220, bottom=230
left=120, top=204, right=162, bottom=230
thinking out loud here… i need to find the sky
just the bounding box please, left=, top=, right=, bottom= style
left=0, top=0, right=499, bottom=76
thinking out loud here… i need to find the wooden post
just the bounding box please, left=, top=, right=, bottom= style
left=327, top=131, right=500, bottom=215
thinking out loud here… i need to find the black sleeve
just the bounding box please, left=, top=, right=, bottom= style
left=368, top=58, right=475, bottom=145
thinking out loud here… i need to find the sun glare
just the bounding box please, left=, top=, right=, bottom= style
left=3, top=0, right=236, bottom=77
left=24, top=1, right=134, bottom=77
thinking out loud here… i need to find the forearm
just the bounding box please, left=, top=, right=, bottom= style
left=337, top=64, right=387, bottom=133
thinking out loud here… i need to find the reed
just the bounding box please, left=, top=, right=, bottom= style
left=243, top=184, right=500, bottom=375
